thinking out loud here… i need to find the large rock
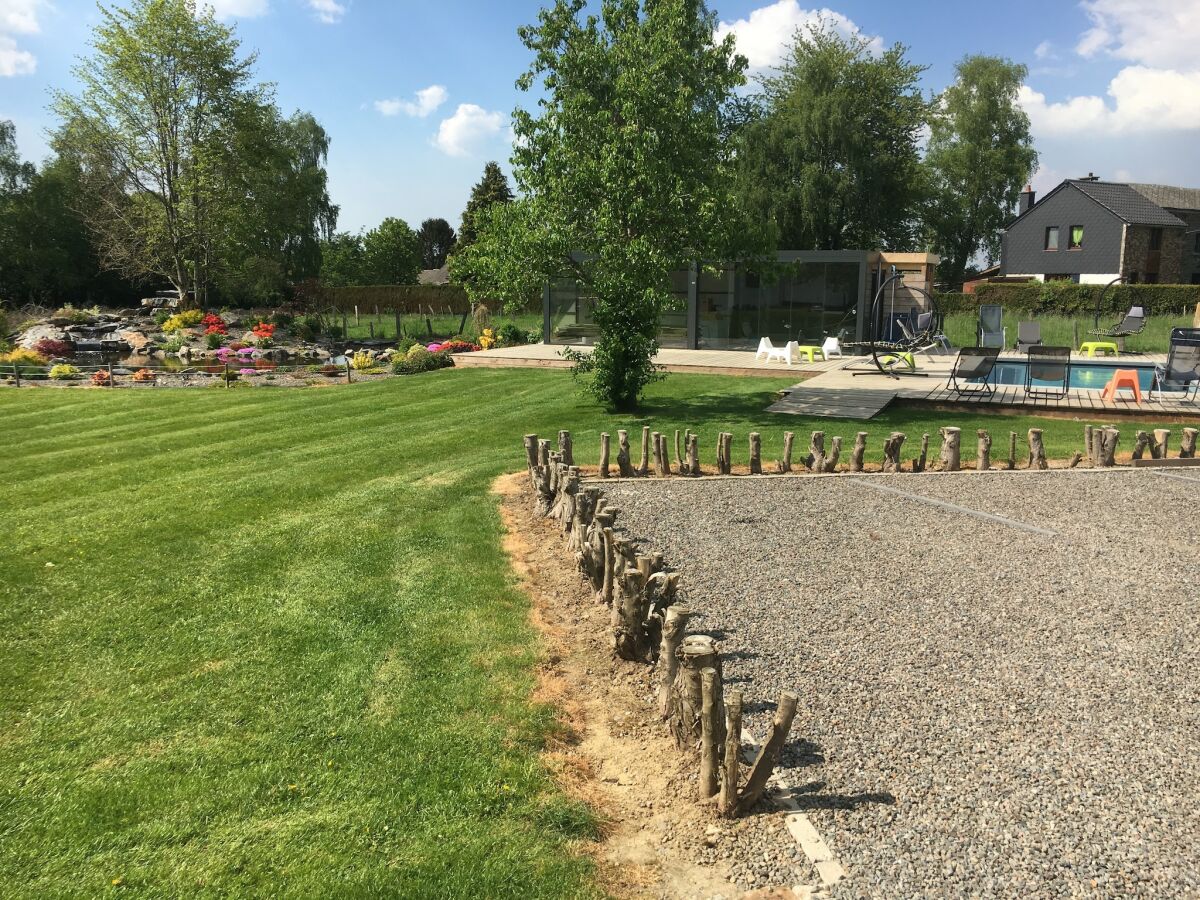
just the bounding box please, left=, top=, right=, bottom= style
left=18, top=323, right=69, bottom=349
left=118, top=330, right=154, bottom=352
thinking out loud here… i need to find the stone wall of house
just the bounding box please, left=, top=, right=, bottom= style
left=1121, top=225, right=1184, bottom=283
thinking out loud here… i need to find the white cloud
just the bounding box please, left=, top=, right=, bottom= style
left=433, top=103, right=504, bottom=157
left=0, top=0, right=40, bottom=75
left=1076, top=0, right=1200, bottom=69
left=374, top=85, right=447, bottom=118
left=307, top=0, right=345, bottom=24
left=1034, top=40, right=1055, bottom=60
left=200, top=0, right=269, bottom=19
left=713, top=1, right=882, bottom=72
left=1019, top=66, right=1200, bottom=135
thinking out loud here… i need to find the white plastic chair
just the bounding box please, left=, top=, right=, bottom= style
left=821, top=336, right=843, bottom=359
left=755, top=337, right=796, bottom=365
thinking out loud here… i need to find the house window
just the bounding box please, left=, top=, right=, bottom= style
left=1045, top=273, right=1074, bottom=282
left=1068, top=226, right=1084, bottom=249
left=1045, top=226, right=1059, bottom=251
left=1148, top=228, right=1163, bottom=251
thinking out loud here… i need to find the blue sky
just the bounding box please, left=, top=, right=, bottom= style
left=2, top=0, right=1198, bottom=234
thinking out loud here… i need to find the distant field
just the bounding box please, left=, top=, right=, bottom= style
left=942, top=311, right=1191, bottom=354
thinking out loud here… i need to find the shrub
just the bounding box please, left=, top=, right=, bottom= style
left=966, top=282, right=1200, bottom=316
left=269, top=311, right=294, bottom=327
left=350, top=350, right=375, bottom=371
left=2, top=348, right=49, bottom=367
left=49, top=363, right=81, bottom=380
left=54, top=304, right=97, bottom=324
left=162, top=310, right=204, bottom=333
left=406, top=344, right=432, bottom=363
left=91, top=369, right=112, bottom=386
left=251, top=322, right=275, bottom=348
left=162, top=334, right=188, bottom=353
left=391, top=350, right=453, bottom=376
left=326, top=323, right=343, bottom=340
left=132, top=368, right=156, bottom=383
left=32, top=339, right=72, bottom=358
left=438, top=339, right=481, bottom=354
left=479, top=327, right=497, bottom=350
left=395, top=337, right=417, bottom=354
left=295, top=313, right=323, bottom=341
left=319, top=363, right=342, bottom=377
left=153, top=309, right=172, bottom=326
left=496, top=322, right=527, bottom=347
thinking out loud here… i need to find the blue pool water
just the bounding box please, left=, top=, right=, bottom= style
left=983, top=361, right=1156, bottom=391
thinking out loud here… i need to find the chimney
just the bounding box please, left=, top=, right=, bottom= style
left=1018, top=184, right=1035, bottom=216
left=1079, top=172, right=1100, bottom=182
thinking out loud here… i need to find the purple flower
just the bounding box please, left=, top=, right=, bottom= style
left=239, top=367, right=257, bottom=375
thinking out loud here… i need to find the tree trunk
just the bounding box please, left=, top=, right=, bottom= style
left=939, top=427, right=961, bottom=472
left=558, top=430, right=574, bottom=466
left=651, top=432, right=664, bottom=476
left=719, top=433, right=732, bottom=475
left=1099, top=427, right=1119, bottom=467
left=976, top=430, right=991, bottom=471
left=599, top=432, right=610, bottom=478
left=827, top=436, right=842, bottom=473
left=850, top=432, right=868, bottom=472
left=657, top=605, right=691, bottom=718
left=719, top=691, right=743, bottom=817
left=1132, top=430, right=1151, bottom=461
left=1007, top=432, right=1017, bottom=470
left=748, top=433, right=762, bottom=475
left=675, top=430, right=684, bottom=474
left=1181, top=427, right=1198, bottom=459
left=913, top=433, right=930, bottom=473
left=699, top=668, right=720, bottom=800
left=669, top=635, right=724, bottom=751
left=806, top=431, right=826, bottom=473
left=734, top=692, right=799, bottom=817
left=1068, top=451, right=1084, bottom=468
left=523, top=434, right=539, bottom=472
left=617, top=430, right=634, bottom=477
left=1153, top=429, right=1171, bottom=460
left=1084, top=425, right=1094, bottom=465
left=687, top=434, right=699, bottom=477
left=882, top=432, right=906, bottom=473
left=1027, top=429, right=1048, bottom=470
left=777, top=431, right=794, bottom=474
left=637, top=426, right=651, bottom=476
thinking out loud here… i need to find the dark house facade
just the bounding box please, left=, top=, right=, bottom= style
left=1000, top=176, right=1198, bottom=284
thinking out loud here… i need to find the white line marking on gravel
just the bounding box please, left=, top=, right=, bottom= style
left=742, top=728, right=846, bottom=893
left=1150, top=470, right=1200, bottom=484
left=844, top=478, right=1058, bottom=537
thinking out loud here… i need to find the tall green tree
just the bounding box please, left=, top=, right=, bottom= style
left=363, top=217, right=420, bottom=285
left=51, top=0, right=331, bottom=306
left=924, top=55, right=1038, bottom=286
left=457, top=162, right=513, bottom=249
left=736, top=23, right=928, bottom=251
left=480, top=0, right=756, bottom=410
left=319, top=232, right=368, bottom=287
left=417, top=217, right=457, bottom=270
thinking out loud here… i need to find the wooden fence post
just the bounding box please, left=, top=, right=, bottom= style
left=719, top=691, right=743, bottom=817
left=558, top=430, right=574, bottom=466
left=827, top=436, right=842, bottom=473
left=882, top=432, right=906, bottom=473
left=1028, top=428, right=1047, bottom=469
left=637, top=426, right=651, bottom=476
left=699, top=668, right=720, bottom=799
left=734, top=692, right=799, bottom=816
left=1181, top=427, right=1198, bottom=459
left=748, top=433, right=762, bottom=474
left=1007, top=431, right=1017, bottom=470
left=657, top=605, right=691, bottom=718
left=617, top=430, right=633, bottom=477
left=1153, top=429, right=1171, bottom=460
left=807, top=431, right=826, bottom=473
left=850, top=432, right=867, bottom=472
left=977, top=430, right=991, bottom=471
left=778, top=431, right=795, bottom=474
left=687, top=434, right=699, bottom=477
left=599, top=433, right=610, bottom=478
left=939, top=426, right=961, bottom=471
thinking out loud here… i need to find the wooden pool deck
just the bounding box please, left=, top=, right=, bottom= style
left=457, top=344, right=1198, bottom=420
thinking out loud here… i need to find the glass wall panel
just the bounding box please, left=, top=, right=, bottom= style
left=697, top=268, right=741, bottom=348
left=547, top=277, right=599, bottom=344
left=823, top=263, right=860, bottom=340
left=658, top=269, right=690, bottom=349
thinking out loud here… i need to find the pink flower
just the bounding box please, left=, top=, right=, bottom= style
left=427, top=343, right=443, bottom=352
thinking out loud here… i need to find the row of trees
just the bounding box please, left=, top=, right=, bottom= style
left=455, top=1, right=1038, bottom=409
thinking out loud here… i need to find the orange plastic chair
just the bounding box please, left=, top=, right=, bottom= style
left=1101, top=368, right=1142, bottom=404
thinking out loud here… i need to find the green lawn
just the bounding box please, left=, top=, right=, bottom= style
left=942, top=311, right=1192, bottom=355
left=0, top=369, right=1174, bottom=897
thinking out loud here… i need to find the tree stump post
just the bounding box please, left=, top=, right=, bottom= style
left=1028, top=429, right=1048, bottom=470
left=687, top=434, right=699, bottom=476
left=660, top=433, right=673, bottom=476
left=1068, top=451, right=1084, bottom=468
left=599, top=433, right=611, bottom=477
left=827, top=436, right=842, bottom=473
left=1007, top=431, right=1017, bottom=470
left=807, top=431, right=826, bottom=473
left=1132, top=430, right=1151, bottom=461
left=850, top=432, right=868, bottom=472
left=669, top=635, right=724, bottom=751
left=977, top=430, right=991, bottom=471
left=777, top=431, right=795, bottom=474
left=699, top=668, right=720, bottom=799
left=674, top=430, right=684, bottom=474
left=1099, top=427, right=1120, bottom=467
left=749, top=433, right=762, bottom=475
left=558, top=430, right=574, bottom=466
left=939, top=427, right=962, bottom=472
left=538, top=439, right=551, bottom=469
left=617, top=430, right=634, bottom=477
left=882, top=432, right=906, bottom=473
left=651, top=431, right=663, bottom=476
left=1153, top=429, right=1171, bottom=460
left=657, top=605, right=691, bottom=718
left=720, top=433, right=732, bottom=475
left=1084, top=425, right=1095, bottom=465
left=523, top=434, right=539, bottom=472
left=734, top=692, right=799, bottom=816
left=1091, top=428, right=1105, bottom=467
left=634, top=426, right=649, bottom=476
left=719, top=691, right=743, bottom=817
left=1181, top=427, right=1198, bottom=459
left=913, top=433, right=930, bottom=473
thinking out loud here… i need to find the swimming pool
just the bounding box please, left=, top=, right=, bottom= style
left=982, top=361, right=1157, bottom=391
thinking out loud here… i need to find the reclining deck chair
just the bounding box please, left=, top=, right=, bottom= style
left=1090, top=305, right=1146, bottom=350
left=978, top=305, right=1006, bottom=349
left=949, top=346, right=1001, bottom=396
left=1025, top=346, right=1072, bottom=400
left=1015, top=321, right=1042, bottom=353
left=1149, top=328, right=1200, bottom=404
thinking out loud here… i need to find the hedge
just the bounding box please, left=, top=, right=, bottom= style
left=936, top=282, right=1200, bottom=316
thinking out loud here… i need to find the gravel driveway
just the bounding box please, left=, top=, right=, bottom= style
left=599, top=469, right=1200, bottom=897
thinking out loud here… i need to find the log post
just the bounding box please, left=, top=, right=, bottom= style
left=1028, top=429, right=1048, bottom=470
left=675, top=430, right=684, bottom=475
left=749, top=433, right=762, bottom=475
left=1007, top=431, right=1017, bottom=470
left=687, top=434, right=699, bottom=477
left=938, top=427, right=962, bottom=472
left=1181, top=427, right=1199, bottom=459
left=734, top=692, right=799, bottom=817
left=1084, top=425, right=1094, bottom=465
left=538, top=439, right=551, bottom=469
left=1091, top=428, right=1105, bottom=467
left=599, top=433, right=611, bottom=478
left=669, top=635, right=724, bottom=751
left=913, top=433, right=930, bottom=473
left=659, top=432, right=672, bottom=476
left=882, top=432, right=906, bottom=473
left=617, top=430, right=634, bottom=477
left=699, top=668, right=720, bottom=800
left=777, top=431, right=795, bottom=474
left=1068, top=451, right=1084, bottom=468
left=558, top=430, right=574, bottom=466
left=1153, top=429, right=1171, bottom=460
left=807, top=431, right=826, bottom=473
left=1099, top=427, right=1120, bottom=467
left=523, top=434, right=539, bottom=471
left=850, top=432, right=868, bottom=472
left=1132, top=430, right=1151, bottom=461
left=637, top=426, right=651, bottom=476
left=719, top=691, right=743, bottom=817
left=715, top=433, right=726, bottom=475
left=657, top=605, right=691, bottom=718
left=827, top=436, right=842, bottom=473
left=720, top=433, right=732, bottom=475
left=651, top=431, right=663, bottom=476
left=976, top=430, right=992, bottom=471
